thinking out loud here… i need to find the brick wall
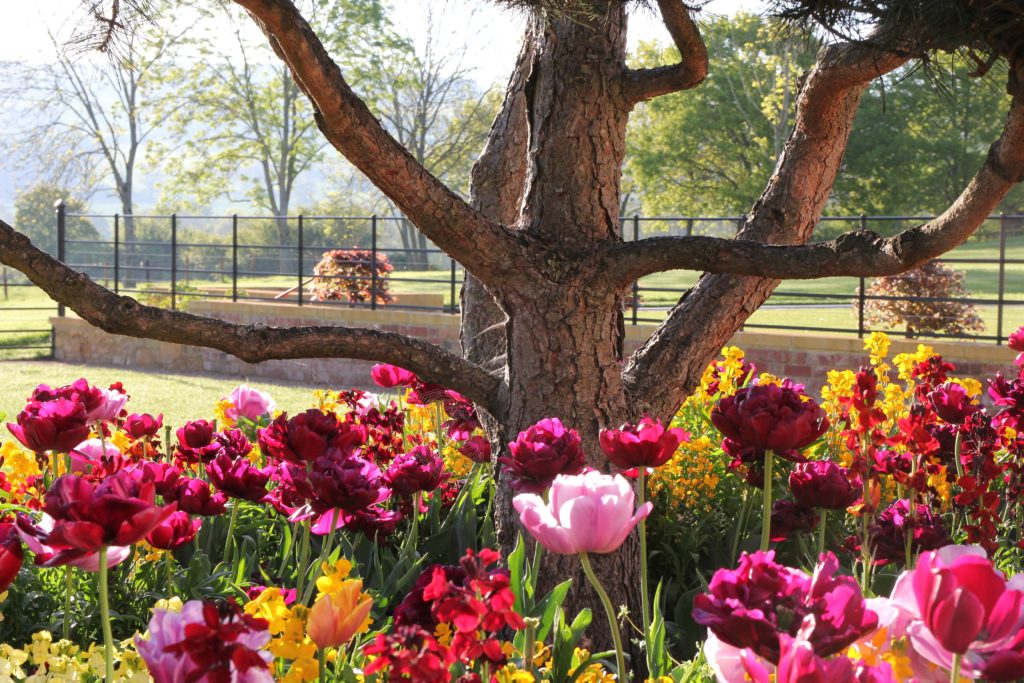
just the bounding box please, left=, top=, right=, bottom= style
left=51, top=301, right=1018, bottom=393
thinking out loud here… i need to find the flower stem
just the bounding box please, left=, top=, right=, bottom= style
left=223, top=501, right=240, bottom=566
left=637, top=468, right=652, bottom=675
left=950, top=652, right=962, bottom=683
left=731, top=489, right=752, bottom=563
left=63, top=566, right=73, bottom=641
left=318, top=647, right=327, bottom=683
left=816, top=509, right=828, bottom=557
left=579, top=553, right=627, bottom=680
left=410, top=491, right=421, bottom=556
left=296, top=520, right=311, bottom=598
left=98, top=546, right=114, bottom=683
left=760, top=450, right=775, bottom=552
left=166, top=551, right=174, bottom=596
left=302, top=509, right=341, bottom=605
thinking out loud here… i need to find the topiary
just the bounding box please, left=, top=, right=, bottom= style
left=310, top=249, right=395, bottom=305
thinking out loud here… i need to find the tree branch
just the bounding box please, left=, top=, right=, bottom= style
left=623, top=41, right=910, bottom=418
left=623, top=0, right=708, bottom=105
left=229, top=0, right=525, bottom=284
left=0, top=220, right=506, bottom=412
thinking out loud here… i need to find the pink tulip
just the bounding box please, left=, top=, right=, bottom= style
left=86, top=386, right=128, bottom=424
left=225, top=385, right=276, bottom=424
left=512, top=471, right=652, bottom=554
left=371, top=363, right=418, bottom=388
left=70, top=438, right=122, bottom=472
left=890, top=544, right=1024, bottom=680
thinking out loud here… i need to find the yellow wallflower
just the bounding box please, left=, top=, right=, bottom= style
left=245, top=588, right=293, bottom=635
left=493, top=664, right=536, bottom=683
left=314, top=558, right=354, bottom=597
left=892, top=344, right=936, bottom=381
left=648, top=436, right=721, bottom=512
left=1, top=440, right=41, bottom=492
left=864, top=331, right=891, bottom=364
left=442, top=444, right=474, bottom=477
left=110, top=430, right=132, bottom=453
left=214, top=399, right=235, bottom=429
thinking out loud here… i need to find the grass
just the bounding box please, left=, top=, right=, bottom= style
left=4, top=234, right=1022, bottom=353
left=0, top=360, right=329, bottom=428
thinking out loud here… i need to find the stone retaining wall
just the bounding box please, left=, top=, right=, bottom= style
left=50, top=300, right=1018, bottom=392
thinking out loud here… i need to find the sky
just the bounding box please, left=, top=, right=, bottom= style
left=0, top=0, right=767, bottom=216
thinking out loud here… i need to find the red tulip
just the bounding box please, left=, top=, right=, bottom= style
left=385, top=446, right=449, bottom=495
left=499, top=418, right=585, bottom=493
left=174, top=478, right=228, bottom=517
left=928, top=382, right=980, bottom=424
left=146, top=511, right=202, bottom=550
left=124, top=413, right=163, bottom=439
left=0, top=522, right=23, bottom=592
left=257, top=410, right=365, bottom=464
left=789, top=461, right=861, bottom=510
left=175, top=419, right=220, bottom=463
left=17, top=471, right=175, bottom=568
left=371, top=363, right=418, bottom=388
left=711, top=384, right=829, bottom=460
left=7, top=398, right=90, bottom=454
left=599, top=416, right=687, bottom=469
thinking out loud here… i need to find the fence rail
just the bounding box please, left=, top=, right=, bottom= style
left=2, top=207, right=1022, bottom=360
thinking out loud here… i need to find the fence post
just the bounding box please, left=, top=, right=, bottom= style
left=449, top=259, right=457, bottom=313
left=686, top=218, right=694, bottom=237
left=232, top=215, right=239, bottom=302
left=55, top=199, right=66, bottom=317
left=631, top=214, right=640, bottom=326
left=370, top=215, right=378, bottom=311
left=170, top=214, right=177, bottom=311
left=997, top=213, right=1007, bottom=344
left=297, top=215, right=304, bottom=306
left=113, top=214, right=120, bottom=295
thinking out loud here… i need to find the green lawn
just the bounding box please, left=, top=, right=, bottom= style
left=0, top=360, right=325, bottom=428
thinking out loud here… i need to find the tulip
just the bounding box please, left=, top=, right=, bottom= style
left=458, top=435, right=492, bottom=463
left=69, top=437, right=122, bottom=472
left=1010, top=326, right=1024, bottom=352
left=175, top=419, right=220, bottom=463
left=146, top=511, right=202, bottom=550
left=86, top=386, right=128, bottom=424
left=134, top=461, right=183, bottom=499
left=385, top=446, right=449, bottom=496
left=136, top=599, right=272, bottom=683
left=928, top=382, right=980, bottom=424
left=868, top=499, right=950, bottom=566
left=17, top=472, right=174, bottom=567
left=308, top=453, right=390, bottom=513
left=175, top=478, right=228, bottom=516
left=225, top=385, right=276, bottom=425
left=307, top=578, right=373, bottom=648
left=15, top=513, right=129, bottom=570
left=258, top=410, right=365, bottom=464
left=394, top=564, right=468, bottom=630
left=598, top=415, right=687, bottom=470
left=513, top=470, right=652, bottom=555
left=789, top=461, right=861, bottom=511
left=890, top=544, right=1024, bottom=680
left=8, top=398, right=90, bottom=454
left=769, top=500, right=819, bottom=542
left=499, top=417, right=586, bottom=493
left=736, top=635, right=898, bottom=683
left=693, top=551, right=877, bottom=663
left=0, top=523, right=23, bottom=593
left=208, top=453, right=270, bottom=502
left=371, top=363, right=418, bottom=388
left=326, top=505, right=402, bottom=540
left=712, top=384, right=829, bottom=552
left=124, top=412, right=163, bottom=439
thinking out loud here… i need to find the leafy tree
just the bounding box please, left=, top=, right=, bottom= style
left=13, top=184, right=98, bottom=256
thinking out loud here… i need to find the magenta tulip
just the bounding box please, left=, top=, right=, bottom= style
left=371, top=363, right=418, bottom=388
left=175, top=419, right=221, bottom=463
left=257, top=410, right=364, bottom=464
left=146, top=511, right=202, bottom=550
left=308, top=453, right=390, bottom=513
left=499, top=417, right=586, bottom=493
left=8, top=398, right=90, bottom=454
left=928, top=382, right=980, bottom=424
left=385, top=446, right=449, bottom=495
left=174, top=478, right=228, bottom=517
left=868, top=499, right=950, bottom=566
left=207, top=453, right=270, bottom=502
left=124, top=413, right=163, bottom=439
left=512, top=471, right=652, bottom=554
left=598, top=415, right=687, bottom=469
left=16, top=513, right=130, bottom=571
left=769, top=500, right=818, bottom=542
left=0, top=523, right=22, bottom=593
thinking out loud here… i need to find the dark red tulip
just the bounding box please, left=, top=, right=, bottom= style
left=769, top=500, right=819, bottom=542
left=7, top=398, right=90, bottom=454
left=385, top=446, right=449, bottom=496
left=599, top=416, right=687, bottom=470
left=18, top=471, right=174, bottom=567
left=928, top=382, right=980, bottom=424
left=174, top=478, right=228, bottom=517
left=124, top=413, right=163, bottom=439
left=458, top=435, right=492, bottom=464
left=207, top=453, right=270, bottom=502
left=0, top=522, right=23, bottom=592
left=711, top=384, right=829, bottom=460
left=371, top=364, right=418, bottom=388
left=337, top=506, right=402, bottom=541
left=867, top=499, right=950, bottom=566
left=258, top=410, right=365, bottom=464
left=146, top=511, right=202, bottom=550
left=789, top=461, right=861, bottom=510
left=498, top=418, right=585, bottom=493
left=308, top=453, right=390, bottom=512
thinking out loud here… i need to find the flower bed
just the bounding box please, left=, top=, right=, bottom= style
left=1, top=329, right=1024, bottom=682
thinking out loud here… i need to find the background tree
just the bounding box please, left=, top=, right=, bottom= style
left=3, top=0, right=1023, bottom=660
left=13, top=184, right=98, bottom=256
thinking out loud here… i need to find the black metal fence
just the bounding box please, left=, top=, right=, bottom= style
left=2, top=206, right=1022, bottom=360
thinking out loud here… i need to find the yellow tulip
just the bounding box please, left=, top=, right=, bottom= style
left=306, top=579, right=373, bottom=649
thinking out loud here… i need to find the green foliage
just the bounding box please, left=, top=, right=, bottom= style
left=14, top=184, right=98, bottom=257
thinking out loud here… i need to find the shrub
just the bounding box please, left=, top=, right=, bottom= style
left=310, top=249, right=395, bottom=305
left=856, top=260, right=985, bottom=338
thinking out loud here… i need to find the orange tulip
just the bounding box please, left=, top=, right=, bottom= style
left=307, top=579, right=373, bottom=649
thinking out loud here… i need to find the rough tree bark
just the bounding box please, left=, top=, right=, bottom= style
left=4, top=0, right=1024, bottom=674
